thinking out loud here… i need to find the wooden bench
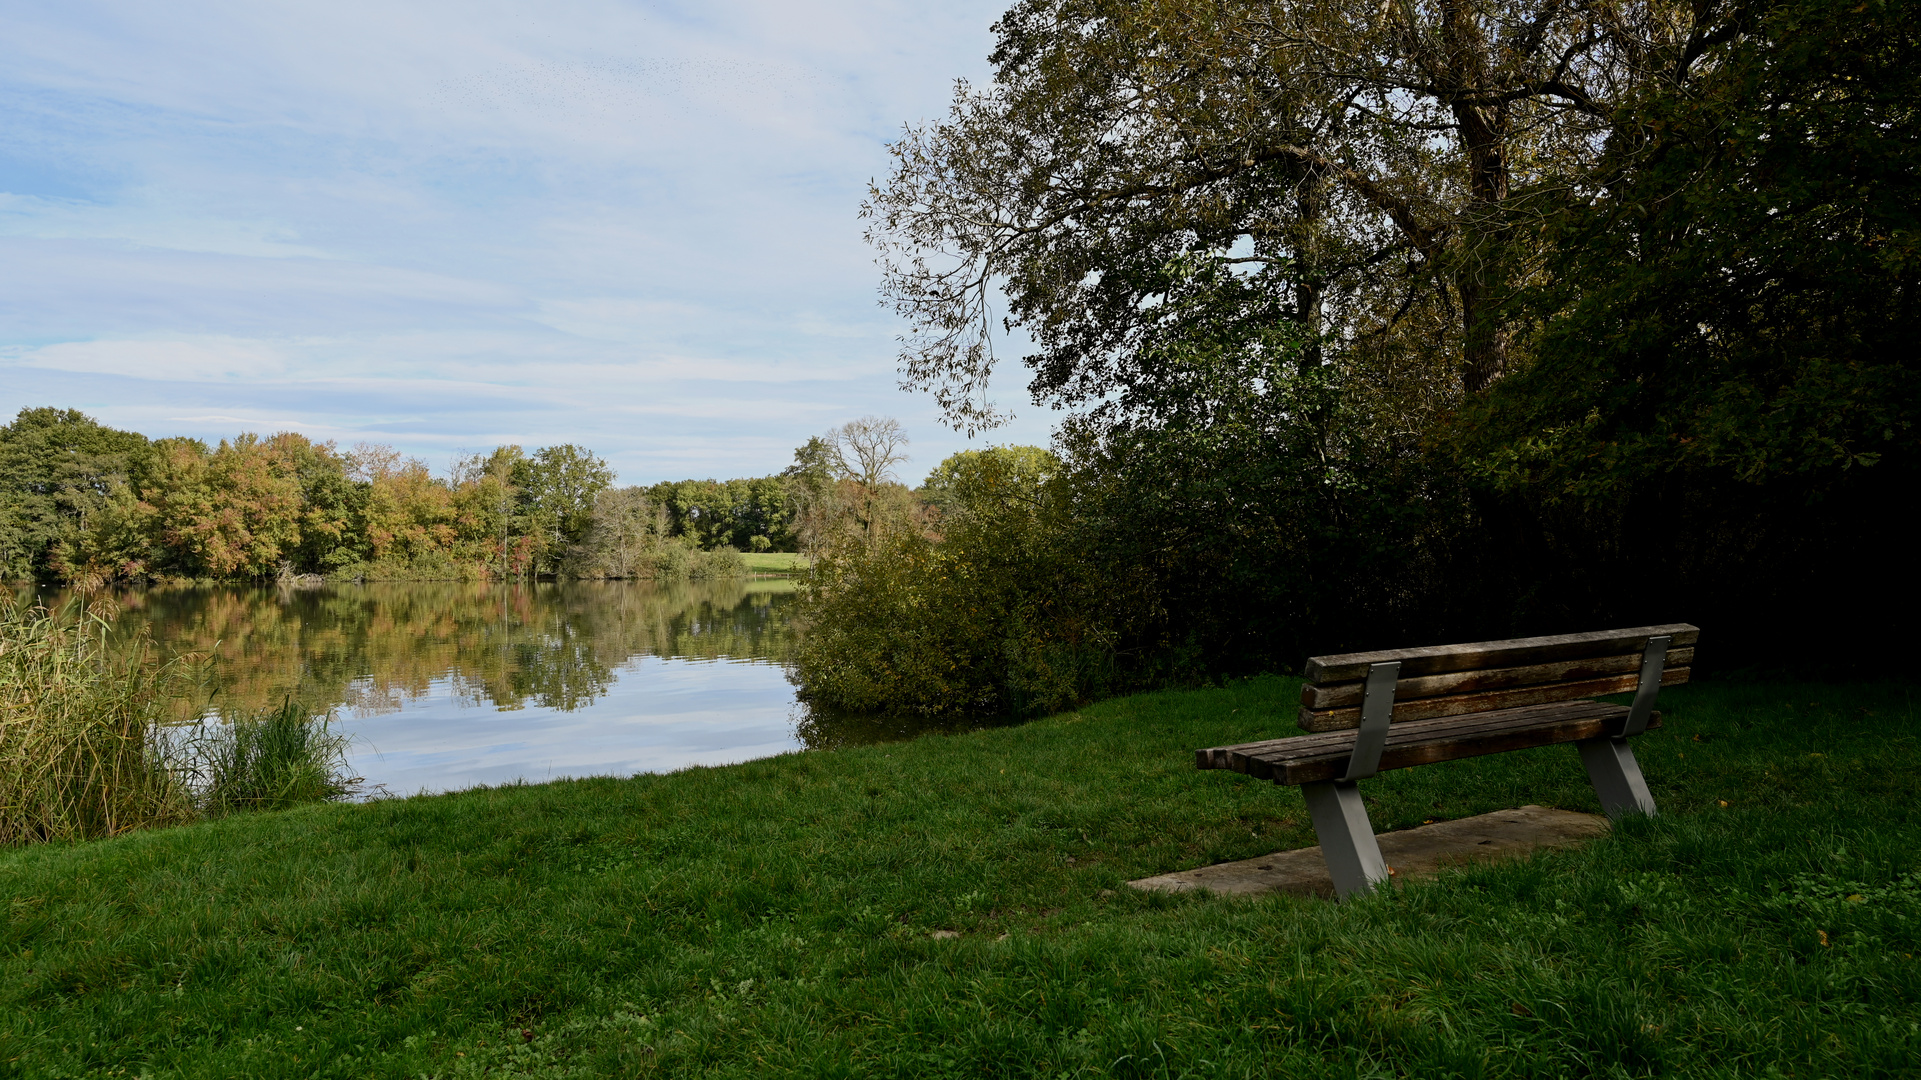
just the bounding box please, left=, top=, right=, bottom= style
left=1197, top=624, right=1699, bottom=899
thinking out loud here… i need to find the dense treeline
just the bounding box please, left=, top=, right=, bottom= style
left=0, top=408, right=612, bottom=582
left=0, top=410, right=925, bottom=584
left=794, top=0, right=1920, bottom=719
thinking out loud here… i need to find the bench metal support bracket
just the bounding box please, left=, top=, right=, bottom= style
left=1623, top=635, right=1671, bottom=737
left=1581, top=633, right=1669, bottom=818
left=1302, top=780, right=1390, bottom=900
left=1579, top=738, right=1657, bottom=818
left=1340, top=661, right=1401, bottom=782
left=1302, top=661, right=1401, bottom=899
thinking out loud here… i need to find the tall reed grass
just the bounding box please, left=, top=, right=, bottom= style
left=191, top=698, right=359, bottom=815
left=0, top=599, right=191, bottom=843
left=1, top=599, right=359, bottom=846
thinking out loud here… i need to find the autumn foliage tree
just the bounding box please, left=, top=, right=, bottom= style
left=138, top=434, right=342, bottom=579
left=1, top=410, right=641, bottom=583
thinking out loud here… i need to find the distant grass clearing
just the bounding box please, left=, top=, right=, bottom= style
left=740, top=551, right=810, bottom=573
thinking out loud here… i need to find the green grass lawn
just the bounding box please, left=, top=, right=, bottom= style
left=5, top=677, right=1919, bottom=1078
left=739, top=552, right=809, bottom=574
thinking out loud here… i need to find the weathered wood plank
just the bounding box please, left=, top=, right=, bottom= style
left=1296, top=667, right=1689, bottom=731
left=1200, top=704, right=1663, bottom=785
left=1300, top=647, right=1695, bottom=709
left=1221, top=702, right=1631, bottom=779
left=1198, top=700, right=1639, bottom=772
left=1229, top=704, right=1636, bottom=778
left=1274, top=713, right=1658, bottom=785
left=1303, top=623, right=1700, bottom=683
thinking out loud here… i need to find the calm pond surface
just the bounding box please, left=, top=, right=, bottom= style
left=46, top=579, right=819, bottom=795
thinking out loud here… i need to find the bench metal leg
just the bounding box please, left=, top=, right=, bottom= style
left=1579, top=737, right=1657, bottom=819
left=1302, top=780, right=1389, bottom=899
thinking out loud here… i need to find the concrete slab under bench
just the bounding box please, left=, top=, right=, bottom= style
left=1128, top=805, right=1608, bottom=899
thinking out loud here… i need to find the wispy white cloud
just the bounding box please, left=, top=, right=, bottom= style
left=0, top=194, right=336, bottom=258
left=0, top=0, right=1058, bottom=483
left=10, top=337, right=294, bottom=380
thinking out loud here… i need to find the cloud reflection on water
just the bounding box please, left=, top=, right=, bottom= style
left=339, top=655, right=801, bottom=796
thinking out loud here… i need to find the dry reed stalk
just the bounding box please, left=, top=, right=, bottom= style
left=0, top=599, right=193, bottom=844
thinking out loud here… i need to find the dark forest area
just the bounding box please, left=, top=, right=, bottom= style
left=795, top=0, right=1919, bottom=719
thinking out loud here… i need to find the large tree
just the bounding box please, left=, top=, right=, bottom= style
left=513, top=444, right=614, bottom=570
left=866, top=0, right=1728, bottom=431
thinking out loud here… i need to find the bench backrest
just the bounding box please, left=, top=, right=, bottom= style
left=1297, top=624, right=1699, bottom=732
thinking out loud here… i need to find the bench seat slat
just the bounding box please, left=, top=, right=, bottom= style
left=1273, top=709, right=1655, bottom=786
left=1200, top=701, right=1630, bottom=772
left=1201, top=700, right=1620, bottom=768
left=1199, top=701, right=1662, bottom=786
left=1301, top=647, right=1695, bottom=710
left=1297, top=667, right=1689, bottom=731
left=1304, top=623, right=1699, bottom=683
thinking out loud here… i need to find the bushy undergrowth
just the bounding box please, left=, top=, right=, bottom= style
left=789, top=381, right=1431, bottom=721
left=325, top=556, right=498, bottom=583
left=794, top=449, right=1125, bottom=720
left=0, top=601, right=359, bottom=845
left=639, top=543, right=745, bottom=581
left=325, top=543, right=747, bottom=584
left=789, top=309, right=1474, bottom=724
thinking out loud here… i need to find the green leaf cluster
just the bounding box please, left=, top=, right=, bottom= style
left=1453, top=0, right=1921, bottom=505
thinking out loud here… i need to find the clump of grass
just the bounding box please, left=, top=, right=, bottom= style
left=0, top=599, right=192, bottom=844
left=190, top=698, right=360, bottom=815
left=2, top=600, right=362, bottom=846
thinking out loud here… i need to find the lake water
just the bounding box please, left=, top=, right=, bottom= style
left=49, top=579, right=818, bottom=795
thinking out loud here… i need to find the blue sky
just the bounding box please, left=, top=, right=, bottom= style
left=0, top=0, right=1055, bottom=484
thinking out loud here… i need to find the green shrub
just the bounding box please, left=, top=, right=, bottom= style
left=688, top=544, right=745, bottom=580
left=793, top=448, right=1116, bottom=719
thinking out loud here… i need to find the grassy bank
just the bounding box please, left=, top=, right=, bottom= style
left=740, top=551, right=809, bottom=574
left=4, top=677, right=1919, bottom=1078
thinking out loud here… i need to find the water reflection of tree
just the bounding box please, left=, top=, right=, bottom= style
left=28, top=579, right=797, bottom=720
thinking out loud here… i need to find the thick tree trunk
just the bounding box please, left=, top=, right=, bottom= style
left=1437, top=0, right=1514, bottom=394
left=1455, top=108, right=1512, bottom=393
left=1458, top=277, right=1510, bottom=393
left=1291, top=170, right=1330, bottom=370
